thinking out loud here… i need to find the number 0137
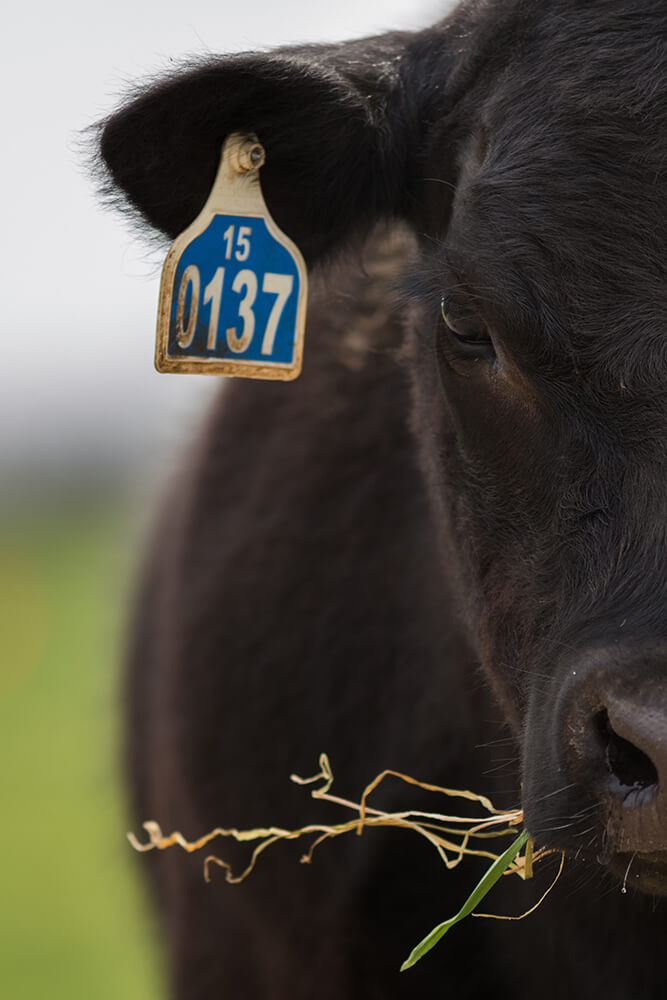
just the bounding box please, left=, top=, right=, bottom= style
left=175, top=263, right=293, bottom=356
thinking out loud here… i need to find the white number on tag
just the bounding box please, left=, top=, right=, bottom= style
left=227, top=269, right=257, bottom=352
left=261, top=274, right=294, bottom=355
left=175, top=263, right=295, bottom=355
left=176, top=265, right=200, bottom=348
left=235, top=226, right=252, bottom=261
left=222, top=224, right=253, bottom=262
left=203, top=267, right=225, bottom=349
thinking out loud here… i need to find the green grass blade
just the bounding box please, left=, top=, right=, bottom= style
left=400, top=829, right=529, bottom=971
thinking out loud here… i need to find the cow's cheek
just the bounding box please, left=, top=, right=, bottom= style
left=410, top=325, right=558, bottom=700
left=435, top=359, right=561, bottom=707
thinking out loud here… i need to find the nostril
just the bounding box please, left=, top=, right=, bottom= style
left=593, top=709, right=659, bottom=806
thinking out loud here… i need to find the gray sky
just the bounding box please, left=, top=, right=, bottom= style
left=1, top=0, right=444, bottom=496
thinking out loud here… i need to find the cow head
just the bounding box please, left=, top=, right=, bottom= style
left=97, top=0, right=667, bottom=893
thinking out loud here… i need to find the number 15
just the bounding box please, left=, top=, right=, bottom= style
left=222, top=224, right=251, bottom=262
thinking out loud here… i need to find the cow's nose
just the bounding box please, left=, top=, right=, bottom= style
left=588, top=689, right=667, bottom=851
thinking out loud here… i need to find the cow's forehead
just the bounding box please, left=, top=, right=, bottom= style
left=474, top=10, right=666, bottom=243
left=443, top=6, right=667, bottom=366
left=463, top=93, right=667, bottom=302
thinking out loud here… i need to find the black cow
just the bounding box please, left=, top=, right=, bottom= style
left=96, top=0, right=667, bottom=996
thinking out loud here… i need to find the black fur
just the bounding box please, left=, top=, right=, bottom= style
left=97, top=0, right=667, bottom=996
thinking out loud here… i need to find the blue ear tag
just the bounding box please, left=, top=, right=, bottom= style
left=155, top=133, right=307, bottom=380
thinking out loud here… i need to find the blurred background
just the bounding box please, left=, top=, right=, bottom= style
left=0, top=0, right=442, bottom=995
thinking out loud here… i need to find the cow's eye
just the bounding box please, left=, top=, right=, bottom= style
left=440, top=297, right=495, bottom=357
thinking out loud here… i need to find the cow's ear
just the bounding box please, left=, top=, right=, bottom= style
left=97, top=32, right=435, bottom=265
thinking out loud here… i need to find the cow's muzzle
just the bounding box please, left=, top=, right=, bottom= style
left=524, top=643, right=667, bottom=894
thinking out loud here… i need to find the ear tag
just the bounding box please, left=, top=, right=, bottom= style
left=155, top=133, right=307, bottom=380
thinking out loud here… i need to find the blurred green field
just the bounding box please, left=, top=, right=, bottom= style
left=0, top=501, right=162, bottom=998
